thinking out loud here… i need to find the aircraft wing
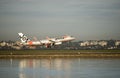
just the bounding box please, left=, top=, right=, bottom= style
left=49, top=40, right=56, bottom=43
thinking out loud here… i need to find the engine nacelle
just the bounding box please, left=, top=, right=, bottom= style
left=55, top=42, right=62, bottom=45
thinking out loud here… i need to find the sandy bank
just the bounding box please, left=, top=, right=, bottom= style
left=0, top=50, right=120, bottom=58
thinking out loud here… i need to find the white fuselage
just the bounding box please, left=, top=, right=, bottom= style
left=18, top=33, right=75, bottom=47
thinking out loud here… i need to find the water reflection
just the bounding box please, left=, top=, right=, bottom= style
left=0, top=58, right=120, bottom=78
left=18, top=58, right=77, bottom=78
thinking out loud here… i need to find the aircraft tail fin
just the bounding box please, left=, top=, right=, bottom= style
left=18, top=33, right=29, bottom=43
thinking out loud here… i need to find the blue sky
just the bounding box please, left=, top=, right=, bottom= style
left=0, top=0, right=120, bottom=41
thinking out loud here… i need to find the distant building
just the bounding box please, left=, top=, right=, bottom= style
left=0, top=41, right=6, bottom=47
left=115, top=40, right=120, bottom=46
left=80, top=40, right=107, bottom=47
left=98, top=41, right=107, bottom=47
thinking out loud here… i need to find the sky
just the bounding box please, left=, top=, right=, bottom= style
left=0, top=0, right=120, bottom=41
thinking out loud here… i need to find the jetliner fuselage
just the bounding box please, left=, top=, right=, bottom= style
left=18, top=33, right=75, bottom=48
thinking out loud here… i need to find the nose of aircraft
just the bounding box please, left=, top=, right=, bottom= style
left=72, top=37, right=75, bottom=40
left=70, top=37, right=75, bottom=40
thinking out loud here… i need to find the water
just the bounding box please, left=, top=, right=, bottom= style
left=0, top=58, right=120, bottom=78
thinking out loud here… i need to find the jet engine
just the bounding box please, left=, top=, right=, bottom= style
left=54, top=42, right=62, bottom=45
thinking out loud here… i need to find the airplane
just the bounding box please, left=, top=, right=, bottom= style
left=18, top=33, right=75, bottom=48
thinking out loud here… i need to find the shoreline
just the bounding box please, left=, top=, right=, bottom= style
left=0, top=54, right=120, bottom=58
left=0, top=50, right=120, bottom=58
